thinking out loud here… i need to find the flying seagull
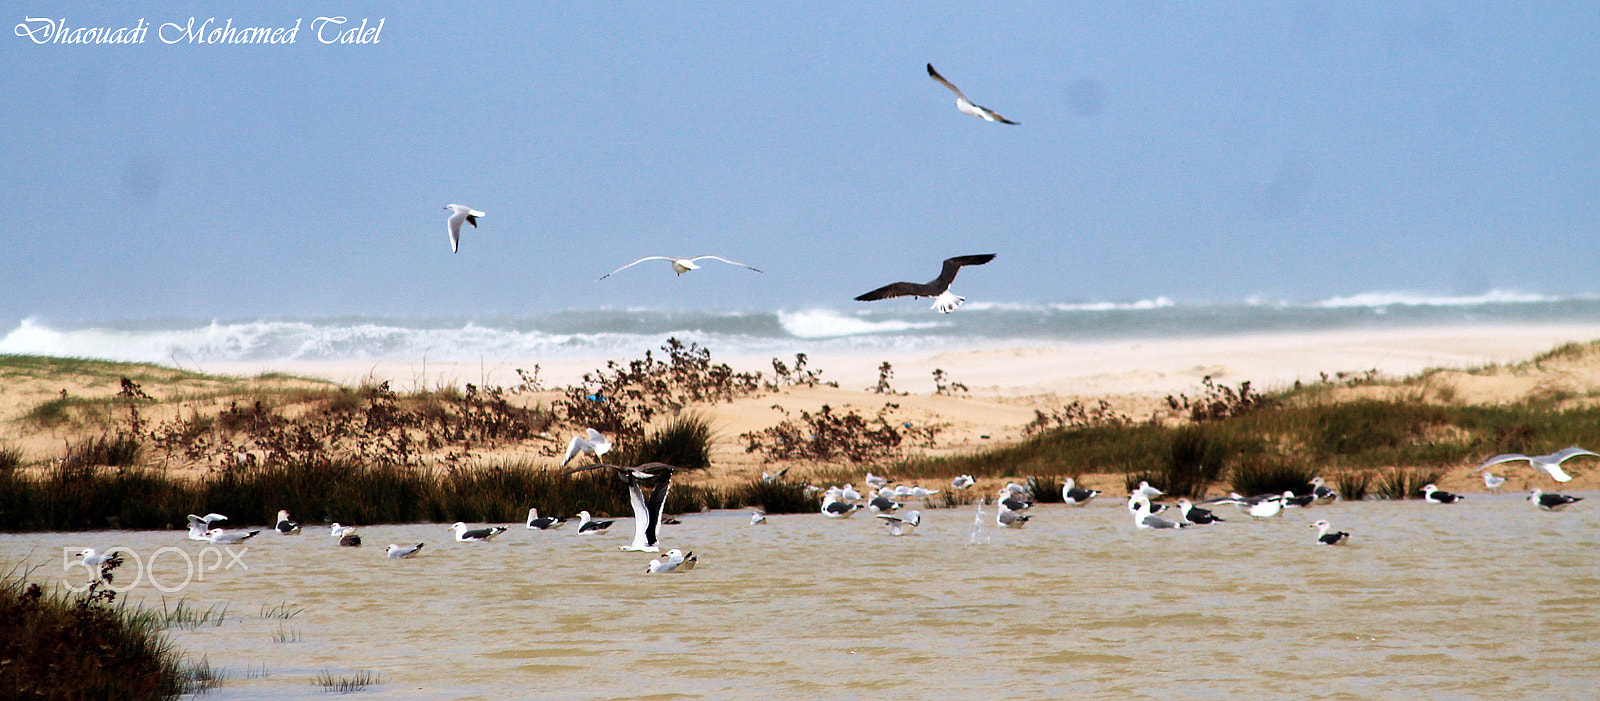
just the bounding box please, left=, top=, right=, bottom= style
left=1310, top=520, right=1351, bottom=545
left=598, top=255, right=763, bottom=281
left=443, top=204, right=484, bottom=253
left=926, top=63, right=1018, bottom=124
left=568, top=462, right=693, bottom=552
left=559, top=428, right=612, bottom=469
left=1473, top=447, right=1598, bottom=483
left=855, top=254, right=996, bottom=314
left=1528, top=488, right=1583, bottom=511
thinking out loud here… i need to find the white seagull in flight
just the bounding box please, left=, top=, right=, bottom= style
left=1473, top=447, right=1598, bottom=483
left=598, top=255, right=763, bottom=281
left=443, top=204, right=484, bottom=253
left=926, top=63, right=1018, bottom=125
left=855, top=254, right=996, bottom=314
left=559, top=428, right=612, bottom=469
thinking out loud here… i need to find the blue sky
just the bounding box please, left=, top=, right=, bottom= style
left=4, top=2, right=1598, bottom=324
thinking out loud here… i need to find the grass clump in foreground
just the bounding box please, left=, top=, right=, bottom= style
left=1, top=559, right=211, bottom=700
left=314, top=669, right=378, bottom=693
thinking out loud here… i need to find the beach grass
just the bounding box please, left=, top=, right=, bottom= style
left=0, top=561, right=205, bottom=700
left=313, top=669, right=377, bottom=693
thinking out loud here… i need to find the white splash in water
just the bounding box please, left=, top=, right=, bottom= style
left=968, top=501, right=990, bottom=545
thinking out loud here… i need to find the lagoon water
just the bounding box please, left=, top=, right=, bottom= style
left=5, top=493, right=1597, bottom=700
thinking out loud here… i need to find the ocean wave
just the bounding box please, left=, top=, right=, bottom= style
left=776, top=309, right=945, bottom=338
left=1311, top=290, right=1578, bottom=309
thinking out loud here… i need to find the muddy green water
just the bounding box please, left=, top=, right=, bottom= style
left=6, top=493, right=1596, bottom=700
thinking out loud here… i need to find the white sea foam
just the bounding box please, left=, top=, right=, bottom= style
left=1312, top=290, right=1573, bottom=309
left=776, top=309, right=943, bottom=338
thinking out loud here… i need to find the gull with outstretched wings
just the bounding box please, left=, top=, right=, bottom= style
left=854, top=254, right=996, bottom=313
left=927, top=64, right=1018, bottom=125
left=599, top=255, right=762, bottom=281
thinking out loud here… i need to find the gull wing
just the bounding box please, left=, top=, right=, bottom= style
left=598, top=256, right=673, bottom=281
left=625, top=475, right=653, bottom=550
left=689, top=255, right=763, bottom=273
left=1549, top=446, right=1600, bottom=463
left=1472, top=453, right=1531, bottom=474
left=447, top=210, right=467, bottom=253
left=933, top=254, right=996, bottom=288
left=855, top=281, right=930, bottom=301
left=643, top=473, right=673, bottom=548
left=926, top=63, right=968, bottom=100
left=560, top=435, right=587, bottom=468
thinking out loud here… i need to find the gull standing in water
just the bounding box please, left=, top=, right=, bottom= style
left=1310, top=520, right=1351, bottom=545
left=647, top=549, right=697, bottom=574
left=1421, top=484, right=1464, bottom=504
left=855, top=254, right=996, bottom=314
left=1175, top=498, right=1224, bottom=525
left=1473, top=447, right=1598, bottom=483
left=598, top=255, right=762, bottom=280
left=449, top=523, right=509, bottom=541
left=1528, top=488, right=1583, bottom=511
left=525, top=508, right=567, bottom=530
left=926, top=63, right=1018, bottom=124
left=1062, top=477, right=1101, bottom=506
left=576, top=510, right=614, bottom=533
left=274, top=510, right=301, bottom=535
left=1129, top=495, right=1190, bottom=530
left=559, top=428, right=612, bottom=469
left=1309, top=477, right=1339, bottom=503
left=385, top=543, right=424, bottom=559
left=443, top=204, right=483, bottom=253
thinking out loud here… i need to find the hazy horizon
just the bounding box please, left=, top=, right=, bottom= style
left=6, top=2, right=1599, bottom=326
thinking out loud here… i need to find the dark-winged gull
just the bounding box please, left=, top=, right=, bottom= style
left=525, top=508, right=567, bottom=530
left=1474, top=447, right=1597, bottom=483
left=647, top=548, right=697, bottom=574
left=1129, top=495, right=1190, bottom=530
left=385, top=542, right=424, bottom=559
left=1309, top=477, right=1339, bottom=503
left=1062, top=477, right=1101, bottom=506
left=1281, top=492, right=1316, bottom=508
left=274, top=510, right=301, bottom=535
left=868, top=489, right=902, bottom=514
left=855, top=254, right=996, bottom=314
left=329, top=523, right=357, bottom=538
left=576, top=510, right=614, bottom=533
left=339, top=534, right=361, bottom=547
left=559, top=428, right=612, bottom=469
left=878, top=510, right=922, bottom=536
left=1528, top=488, right=1583, bottom=511
left=449, top=522, right=509, bottom=541
left=598, top=255, right=762, bottom=280
left=1175, top=498, right=1224, bottom=525
left=443, top=204, right=483, bottom=253
left=1310, top=520, right=1350, bottom=545
left=926, top=63, right=1018, bottom=124
left=822, top=494, right=862, bottom=519
left=996, top=487, right=1033, bottom=513
left=569, top=462, right=691, bottom=552
left=1421, top=484, right=1464, bottom=504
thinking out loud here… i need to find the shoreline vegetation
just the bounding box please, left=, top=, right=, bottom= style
left=4, top=337, right=1600, bottom=531
left=1, top=558, right=218, bottom=700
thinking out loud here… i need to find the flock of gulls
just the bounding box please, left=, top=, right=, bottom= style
left=77, top=434, right=1589, bottom=577
left=438, top=64, right=1018, bottom=314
